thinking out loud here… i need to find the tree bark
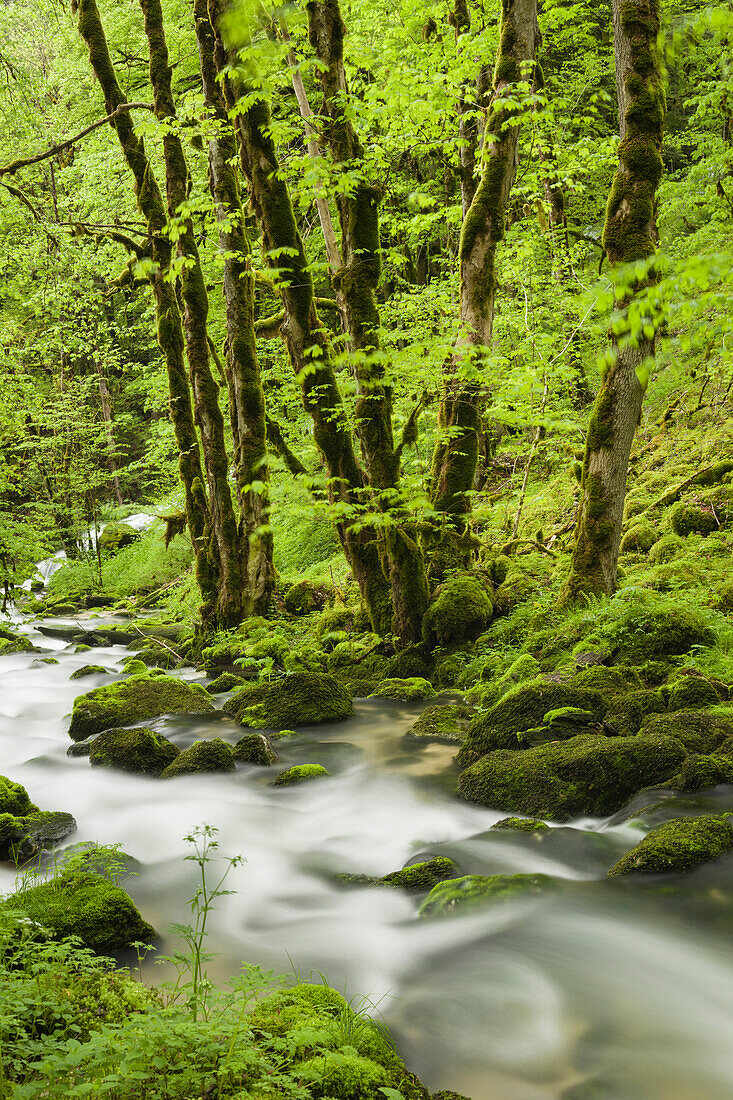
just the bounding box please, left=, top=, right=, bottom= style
left=192, top=0, right=274, bottom=617
left=75, top=0, right=216, bottom=622
left=450, top=0, right=492, bottom=219
left=207, top=0, right=393, bottom=635
left=305, top=0, right=429, bottom=642
left=563, top=0, right=665, bottom=601
left=430, top=0, right=540, bottom=533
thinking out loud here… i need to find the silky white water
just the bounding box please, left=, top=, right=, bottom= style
left=3, top=612, right=733, bottom=1099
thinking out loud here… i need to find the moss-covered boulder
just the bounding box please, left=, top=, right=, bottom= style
left=273, top=764, right=330, bottom=787
left=422, top=574, right=493, bottom=647
left=5, top=870, right=156, bottom=952
left=608, top=601, right=716, bottom=661
left=0, top=776, right=34, bottom=817
left=493, top=569, right=539, bottom=616
left=369, top=677, right=436, bottom=702
left=457, top=679, right=606, bottom=763
left=670, top=503, right=717, bottom=537
left=0, top=811, right=76, bottom=863
left=337, top=856, right=460, bottom=891
left=490, top=817, right=550, bottom=833
left=419, top=872, right=556, bottom=917
left=68, top=674, right=214, bottom=741
left=98, top=521, right=139, bottom=551
left=227, top=672, right=353, bottom=729
left=0, top=627, right=38, bottom=656
left=89, top=727, right=179, bottom=776
left=457, top=733, right=687, bottom=821
left=569, top=664, right=642, bottom=698
left=649, top=533, right=685, bottom=564
left=603, top=688, right=667, bottom=736
left=405, top=703, right=473, bottom=744
left=247, top=984, right=428, bottom=1100
left=620, top=522, right=657, bottom=554
left=667, top=675, right=722, bottom=711
left=666, top=753, right=733, bottom=791
left=233, top=733, right=278, bottom=766
left=640, top=709, right=733, bottom=753
left=385, top=645, right=434, bottom=681
left=608, top=814, right=733, bottom=877
left=284, top=580, right=333, bottom=615
left=162, top=739, right=235, bottom=777
left=119, top=658, right=149, bottom=676
left=524, top=707, right=599, bottom=745
left=206, top=672, right=247, bottom=694
left=69, top=664, right=109, bottom=680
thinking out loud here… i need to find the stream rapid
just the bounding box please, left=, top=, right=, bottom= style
left=3, top=610, right=733, bottom=1099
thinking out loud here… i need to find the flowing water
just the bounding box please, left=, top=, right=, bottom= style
left=3, top=610, right=733, bottom=1099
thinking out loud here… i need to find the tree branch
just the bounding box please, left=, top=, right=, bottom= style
left=0, top=102, right=155, bottom=176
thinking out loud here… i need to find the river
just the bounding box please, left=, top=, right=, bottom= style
left=2, top=609, right=733, bottom=1099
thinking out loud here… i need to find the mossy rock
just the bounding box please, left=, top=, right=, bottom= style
left=569, top=664, right=642, bottom=698
left=419, top=872, right=557, bottom=917
left=338, top=856, right=460, bottom=891
left=0, top=777, right=34, bottom=818
left=284, top=580, right=333, bottom=615
left=0, top=629, right=37, bottom=656
left=604, top=688, right=666, bottom=736
left=422, top=574, right=493, bottom=647
left=247, top=984, right=427, bottom=1100
left=69, top=664, right=109, bottom=680
left=457, top=679, right=606, bottom=762
left=667, top=675, right=722, bottom=711
left=491, top=817, right=550, bottom=833
left=525, top=707, right=599, bottom=745
left=273, top=764, right=330, bottom=787
left=665, top=753, right=733, bottom=792
left=89, top=727, right=179, bottom=776
left=74, top=643, right=93, bottom=654
left=206, top=672, right=247, bottom=694
left=4, top=870, right=156, bottom=953
left=227, top=672, right=353, bottom=729
left=608, top=814, right=733, bottom=877
left=0, top=810, right=76, bottom=863
left=369, top=677, right=436, bottom=701
left=233, top=733, right=278, bottom=766
left=405, top=703, right=473, bottom=744
left=670, top=503, right=717, bottom=537
left=162, top=739, right=235, bottom=777
left=640, top=709, right=733, bottom=753
left=385, top=644, right=434, bottom=681
left=68, top=674, right=214, bottom=741
left=649, top=533, right=684, bottom=564
left=493, top=570, right=538, bottom=616
left=98, top=521, right=139, bottom=551
left=457, top=733, right=687, bottom=821
left=613, top=604, right=716, bottom=661
left=120, top=658, right=149, bottom=676
left=620, top=522, right=657, bottom=554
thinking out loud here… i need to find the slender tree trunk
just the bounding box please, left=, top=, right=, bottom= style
left=563, top=0, right=665, bottom=601
left=430, top=0, right=540, bottom=533
left=207, top=0, right=393, bottom=635
left=95, top=362, right=124, bottom=505
left=306, top=0, right=429, bottom=642
left=450, top=0, right=492, bottom=219
left=75, top=0, right=216, bottom=621
left=192, top=0, right=274, bottom=617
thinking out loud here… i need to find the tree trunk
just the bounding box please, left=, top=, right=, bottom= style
left=192, top=0, right=274, bottom=617
left=207, top=0, right=393, bottom=635
left=430, top=0, right=540, bottom=532
left=563, top=0, right=665, bottom=602
left=305, top=0, right=429, bottom=642
left=450, top=0, right=492, bottom=219
left=95, top=362, right=124, bottom=505
left=76, top=0, right=216, bottom=621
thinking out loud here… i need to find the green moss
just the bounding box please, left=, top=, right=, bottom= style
left=665, top=753, right=733, bottom=792
left=457, top=732, right=687, bottom=820
left=491, top=817, right=550, bottom=832
left=284, top=580, right=334, bottom=615
left=98, top=521, right=139, bottom=551
left=69, top=664, right=108, bottom=680
left=379, top=857, right=460, bottom=890
left=419, top=873, right=556, bottom=917
left=89, top=727, right=179, bottom=776
left=608, top=814, right=733, bottom=877
left=649, top=533, right=684, bottom=564
left=5, top=870, right=156, bottom=952
left=369, top=677, right=436, bottom=701
left=620, top=522, right=657, bottom=554
left=604, top=688, right=666, bottom=735
left=667, top=676, right=722, bottom=711
left=570, top=664, right=642, bottom=697
left=74, top=643, right=93, bottom=653
left=405, top=703, right=473, bottom=743
left=298, top=1049, right=388, bottom=1098
left=458, top=679, right=606, bottom=761
left=0, top=777, right=34, bottom=817
left=68, top=674, right=213, bottom=741
left=162, top=739, right=235, bottom=777
left=640, top=709, right=733, bottom=753
left=232, top=733, right=278, bottom=765
left=670, top=503, right=717, bottom=537
left=717, top=578, right=733, bottom=613
left=493, top=570, right=540, bottom=616
left=206, top=671, right=247, bottom=693
left=0, top=630, right=37, bottom=656
left=227, top=672, right=354, bottom=728
left=386, top=644, right=434, bottom=680
left=422, top=574, right=493, bottom=647
left=273, top=764, right=330, bottom=787
left=0, top=811, right=76, bottom=863
left=120, top=658, right=149, bottom=676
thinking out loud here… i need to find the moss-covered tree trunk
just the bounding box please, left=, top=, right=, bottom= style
left=207, top=0, right=393, bottom=635
left=305, top=0, right=429, bottom=643
left=430, top=0, right=539, bottom=531
left=451, top=0, right=492, bottom=219
left=563, top=0, right=665, bottom=601
left=192, top=0, right=274, bottom=617
left=75, top=0, right=217, bottom=622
